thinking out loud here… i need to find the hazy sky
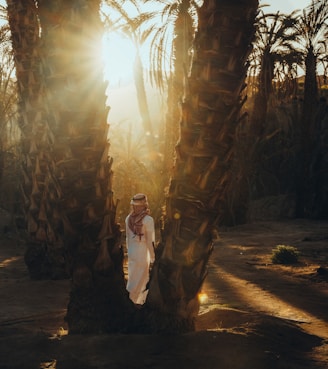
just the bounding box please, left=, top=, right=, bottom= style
left=260, top=0, right=311, bottom=13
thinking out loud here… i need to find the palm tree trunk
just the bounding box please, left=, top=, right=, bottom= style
left=164, top=0, right=195, bottom=177
left=296, top=46, right=318, bottom=217
left=7, top=0, right=132, bottom=333
left=6, top=0, right=60, bottom=278
left=146, top=0, right=258, bottom=333
left=251, top=49, right=274, bottom=137
left=133, top=51, right=153, bottom=148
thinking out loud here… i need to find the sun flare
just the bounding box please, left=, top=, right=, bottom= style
left=198, top=292, right=208, bottom=304
left=102, top=33, right=135, bottom=86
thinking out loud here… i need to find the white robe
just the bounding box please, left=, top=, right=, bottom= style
left=125, top=214, right=155, bottom=304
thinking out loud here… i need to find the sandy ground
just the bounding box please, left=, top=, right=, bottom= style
left=0, top=217, right=327, bottom=369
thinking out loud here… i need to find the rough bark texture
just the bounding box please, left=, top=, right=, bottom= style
left=6, top=0, right=63, bottom=278
left=146, top=0, right=258, bottom=333
left=164, top=0, right=195, bottom=176
left=7, top=0, right=131, bottom=333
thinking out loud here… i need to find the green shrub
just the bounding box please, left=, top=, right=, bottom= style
left=271, top=245, right=299, bottom=264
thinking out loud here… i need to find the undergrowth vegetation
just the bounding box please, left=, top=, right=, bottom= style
left=271, top=244, right=300, bottom=264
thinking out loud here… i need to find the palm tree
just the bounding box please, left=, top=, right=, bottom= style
left=6, top=0, right=47, bottom=268
left=146, top=0, right=200, bottom=176
left=103, top=0, right=155, bottom=146
left=234, top=9, right=300, bottom=222
left=288, top=0, right=328, bottom=217
left=249, top=9, right=299, bottom=136
left=145, top=0, right=259, bottom=333
left=6, top=0, right=131, bottom=333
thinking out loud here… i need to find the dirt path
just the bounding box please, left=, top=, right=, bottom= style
left=201, top=221, right=328, bottom=338
left=0, top=219, right=328, bottom=369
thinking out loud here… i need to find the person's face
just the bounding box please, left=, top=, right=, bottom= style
left=133, top=204, right=145, bottom=213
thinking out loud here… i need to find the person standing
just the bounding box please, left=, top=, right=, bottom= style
left=125, top=193, right=155, bottom=305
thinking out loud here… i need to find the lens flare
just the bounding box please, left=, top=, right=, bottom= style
left=198, top=292, right=208, bottom=304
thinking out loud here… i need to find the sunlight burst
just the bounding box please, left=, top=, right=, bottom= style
left=102, top=33, right=135, bottom=86
left=198, top=292, right=209, bottom=304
